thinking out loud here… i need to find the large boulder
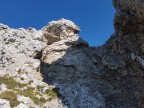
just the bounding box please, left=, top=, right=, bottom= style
left=41, top=18, right=81, bottom=44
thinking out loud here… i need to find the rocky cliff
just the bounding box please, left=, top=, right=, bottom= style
left=0, top=0, right=144, bottom=108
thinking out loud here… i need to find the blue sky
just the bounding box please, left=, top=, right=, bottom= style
left=0, top=0, right=115, bottom=46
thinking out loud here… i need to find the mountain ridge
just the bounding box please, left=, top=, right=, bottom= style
left=0, top=0, right=144, bottom=107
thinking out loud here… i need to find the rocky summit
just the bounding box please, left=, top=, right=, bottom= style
left=0, top=0, right=144, bottom=108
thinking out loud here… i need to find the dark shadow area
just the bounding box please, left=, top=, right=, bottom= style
left=38, top=37, right=108, bottom=107
left=37, top=35, right=144, bottom=108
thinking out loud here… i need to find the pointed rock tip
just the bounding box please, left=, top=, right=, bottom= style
left=42, top=18, right=80, bottom=33
left=48, top=18, right=80, bottom=32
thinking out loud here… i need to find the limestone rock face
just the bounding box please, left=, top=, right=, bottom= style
left=0, top=23, right=64, bottom=108
left=0, top=0, right=144, bottom=108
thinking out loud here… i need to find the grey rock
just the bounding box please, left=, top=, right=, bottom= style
left=59, top=81, right=105, bottom=108
left=44, top=99, right=66, bottom=108
left=102, top=53, right=125, bottom=70
left=0, top=99, right=11, bottom=108
left=17, top=95, right=32, bottom=105
left=0, top=0, right=144, bottom=107
left=14, top=103, right=29, bottom=108
left=42, top=18, right=80, bottom=36
left=0, top=83, right=7, bottom=92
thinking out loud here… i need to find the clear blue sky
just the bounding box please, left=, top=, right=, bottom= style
left=0, top=0, right=115, bottom=46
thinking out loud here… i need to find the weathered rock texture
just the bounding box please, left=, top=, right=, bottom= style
left=0, top=0, right=144, bottom=108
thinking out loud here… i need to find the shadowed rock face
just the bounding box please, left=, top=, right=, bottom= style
left=0, top=1, right=144, bottom=108
left=39, top=0, right=144, bottom=106
left=102, top=0, right=144, bottom=107
left=110, top=0, right=144, bottom=56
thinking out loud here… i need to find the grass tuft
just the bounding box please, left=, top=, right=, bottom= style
left=46, top=88, right=61, bottom=100
left=0, top=76, right=26, bottom=89
left=0, top=91, right=20, bottom=107
left=0, top=76, right=61, bottom=106
left=36, top=85, right=44, bottom=90
left=17, top=86, right=45, bottom=105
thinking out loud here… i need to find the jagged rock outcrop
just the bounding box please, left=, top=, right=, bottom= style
left=102, top=0, right=144, bottom=107
left=41, top=18, right=81, bottom=45
left=0, top=23, right=65, bottom=108
left=0, top=0, right=144, bottom=108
